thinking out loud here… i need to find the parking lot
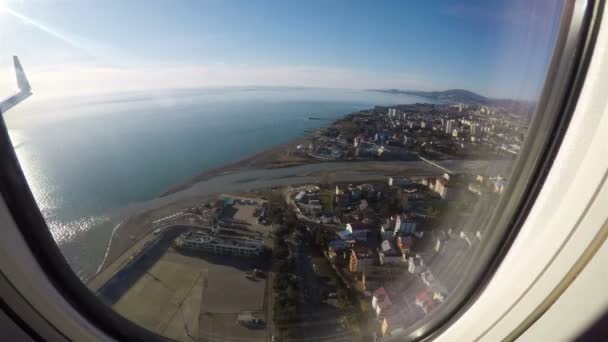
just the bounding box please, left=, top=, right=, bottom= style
left=112, top=248, right=269, bottom=342
left=219, top=195, right=273, bottom=237
left=232, top=203, right=259, bottom=225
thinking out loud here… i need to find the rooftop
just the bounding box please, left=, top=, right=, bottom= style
left=178, top=231, right=264, bottom=249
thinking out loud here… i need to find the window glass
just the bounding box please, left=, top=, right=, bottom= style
left=1, top=0, right=564, bottom=340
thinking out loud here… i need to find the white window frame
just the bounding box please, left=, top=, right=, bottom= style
left=437, top=2, right=608, bottom=340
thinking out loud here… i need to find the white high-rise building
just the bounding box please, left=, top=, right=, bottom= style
left=471, top=123, right=481, bottom=137
left=445, top=119, right=456, bottom=134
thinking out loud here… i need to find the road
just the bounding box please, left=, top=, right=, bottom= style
left=280, top=239, right=352, bottom=342
left=94, top=159, right=511, bottom=277
left=115, top=159, right=512, bottom=223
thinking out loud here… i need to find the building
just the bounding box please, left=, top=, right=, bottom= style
left=408, top=255, right=425, bottom=274
left=396, top=236, right=413, bottom=254
left=379, top=240, right=406, bottom=265
left=335, top=229, right=356, bottom=244
left=445, top=119, right=456, bottom=134
left=388, top=176, right=412, bottom=187
left=371, top=287, right=393, bottom=318
left=381, top=223, right=395, bottom=241
left=329, top=238, right=349, bottom=251
left=434, top=177, right=449, bottom=199
left=468, top=182, right=483, bottom=196
left=294, top=191, right=306, bottom=202
left=419, top=176, right=441, bottom=192
left=450, top=103, right=464, bottom=112
left=470, top=123, right=481, bottom=137
left=348, top=249, right=358, bottom=273
left=415, top=291, right=436, bottom=314
left=430, top=283, right=447, bottom=303
left=395, top=214, right=417, bottom=235
left=371, top=287, right=401, bottom=336
left=175, top=231, right=264, bottom=256
left=491, top=177, right=506, bottom=193
left=353, top=135, right=364, bottom=147
left=345, top=223, right=373, bottom=241
left=380, top=310, right=406, bottom=337
left=359, top=199, right=368, bottom=211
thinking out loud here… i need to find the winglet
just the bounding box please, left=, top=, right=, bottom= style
left=13, top=56, right=31, bottom=93
left=0, top=56, right=32, bottom=115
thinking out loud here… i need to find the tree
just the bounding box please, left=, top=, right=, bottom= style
left=275, top=225, right=291, bottom=239
left=283, top=211, right=298, bottom=231
left=336, top=286, right=354, bottom=311
left=426, top=199, right=447, bottom=218
left=397, top=189, right=410, bottom=211
left=274, top=278, right=300, bottom=323
left=319, top=190, right=335, bottom=214
left=339, top=121, right=360, bottom=141
left=334, top=206, right=343, bottom=219
left=311, top=227, right=332, bottom=248
left=268, top=190, right=287, bottom=208
left=274, top=301, right=298, bottom=322
left=274, top=272, right=291, bottom=291
left=274, top=258, right=295, bottom=274
left=319, top=171, right=335, bottom=189
left=273, top=239, right=289, bottom=260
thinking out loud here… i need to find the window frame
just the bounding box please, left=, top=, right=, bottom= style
left=404, top=0, right=605, bottom=340
left=0, top=0, right=602, bottom=340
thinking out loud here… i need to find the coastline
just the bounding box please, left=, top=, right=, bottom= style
left=89, top=118, right=332, bottom=282
left=95, top=221, right=124, bottom=274
left=89, top=156, right=510, bottom=283
left=159, top=135, right=316, bottom=197
left=90, top=136, right=315, bottom=281
left=86, top=105, right=513, bottom=283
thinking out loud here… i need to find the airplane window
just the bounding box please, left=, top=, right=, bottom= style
left=0, top=0, right=572, bottom=340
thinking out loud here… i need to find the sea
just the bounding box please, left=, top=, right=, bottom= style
left=5, top=87, right=435, bottom=280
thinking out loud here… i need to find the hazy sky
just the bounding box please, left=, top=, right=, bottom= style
left=0, top=0, right=563, bottom=100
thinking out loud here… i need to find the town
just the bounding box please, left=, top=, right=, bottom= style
left=88, top=103, right=520, bottom=341
left=299, top=103, right=529, bottom=162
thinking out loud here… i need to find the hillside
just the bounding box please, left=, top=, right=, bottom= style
left=372, top=88, right=489, bottom=104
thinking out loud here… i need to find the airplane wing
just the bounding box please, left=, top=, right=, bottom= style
left=0, top=56, right=32, bottom=115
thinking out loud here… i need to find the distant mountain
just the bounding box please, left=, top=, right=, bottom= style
left=372, top=88, right=489, bottom=104
left=371, top=88, right=537, bottom=119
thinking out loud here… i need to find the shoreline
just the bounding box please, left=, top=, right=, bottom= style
left=158, top=113, right=348, bottom=197
left=95, top=221, right=124, bottom=275
left=89, top=157, right=511, bottom=283
left=86, top=104, right=514, bottom=283
left=90, top=119, right=331, bottom=281
left=159, top=135, right=316, bottom=197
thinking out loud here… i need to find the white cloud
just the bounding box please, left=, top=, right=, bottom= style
left=1, top=62, right=438, bottom=101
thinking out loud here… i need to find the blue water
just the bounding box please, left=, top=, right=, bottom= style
left=6, top=87, right=434, bottom=279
